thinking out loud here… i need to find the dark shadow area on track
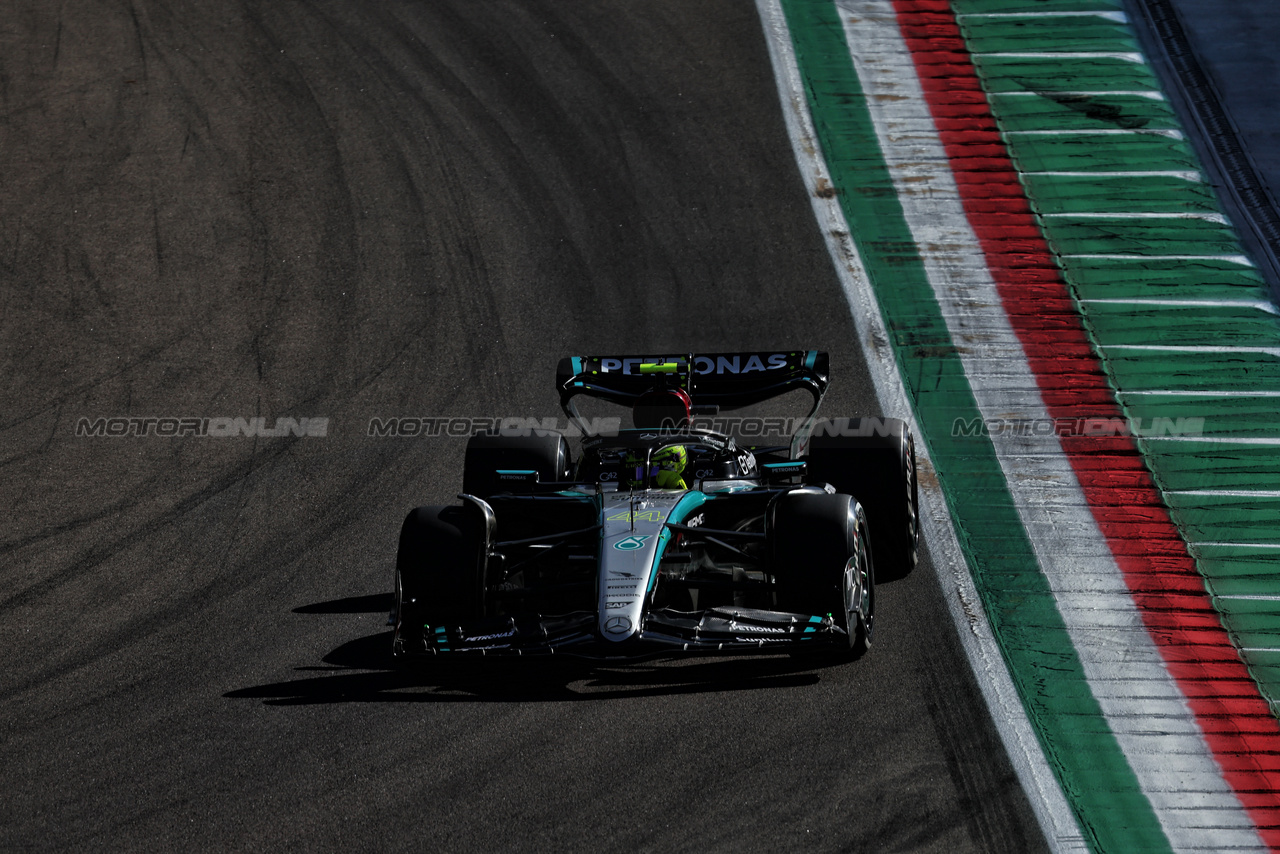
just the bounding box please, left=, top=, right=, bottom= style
left=225, top=638, right=827, bottom=706
left=228, top=594, right=848, bottom=705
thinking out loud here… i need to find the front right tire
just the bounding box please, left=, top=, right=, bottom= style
left=771, top=490, right=874, bottom=660
left=805, top=417, right=918, bottom=581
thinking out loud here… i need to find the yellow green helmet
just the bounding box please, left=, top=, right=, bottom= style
left=624, top=444, right=688, bottom=489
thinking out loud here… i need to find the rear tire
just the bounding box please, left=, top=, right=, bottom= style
left=805, top=417, right=918, bottom=581
left=393, top=505, right=484, bottom=656
left=771, top=491, right=874, bottom=660
left=463, top=431, right=572, bottom=499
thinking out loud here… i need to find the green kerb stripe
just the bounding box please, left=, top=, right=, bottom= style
left=779, top=1, right=1169, bottom=851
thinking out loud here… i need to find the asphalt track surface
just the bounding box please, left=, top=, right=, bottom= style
left=0, top=2, right=1054, bottom=850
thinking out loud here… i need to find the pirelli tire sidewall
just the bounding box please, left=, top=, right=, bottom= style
left=804, top=417, right=919, bottom=582
left=393, top=504, right=484, bottom=656
left=769, top=490, right=872, bottom=658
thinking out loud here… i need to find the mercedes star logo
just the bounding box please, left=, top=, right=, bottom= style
left=604, top=616, right=633, bottom=635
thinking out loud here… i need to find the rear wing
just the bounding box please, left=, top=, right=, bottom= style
left=556, top=351, right=829, bottom=440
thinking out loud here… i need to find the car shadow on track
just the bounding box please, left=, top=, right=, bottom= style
left=223, top=594, right=830, bottom=706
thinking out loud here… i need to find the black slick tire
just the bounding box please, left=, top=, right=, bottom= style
left=805, top=417, right=919, bottom=581
left=393, top=504, right=484, bottom=656
left=771, top=490, right=874, bottom=661
left=462, top=431, right=572, bottom=499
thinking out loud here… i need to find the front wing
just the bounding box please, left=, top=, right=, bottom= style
left=394, top=606, right=847, bottom=659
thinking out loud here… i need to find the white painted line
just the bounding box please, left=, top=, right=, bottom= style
left=1168, top=490, right=1280, bottom=498
left=1145, top=437, right=1280, bottom=445
left=1082, top=298, right=1278, bottom=313
left=1121, top=389, right=1280, bottom=397
left=836, top=3, right=1264, bottom=851
left=1197, top=543, right=1280, bottom=549
left=993, top=91, right=1165, bottom=100
left=1043, top=213, right=1228, bottom=222
left=1006, top=129, right=1183, bottom=138
left=979, top=52, right=1146, bottom=63
left=1026, top=171, right=1200, bottom=180
left=757, top=2, right=1084, bottom=850
left=1216, top=596, right=1280, bottom=601
left=958, top=12, right=1128, bottom=23
left=1063, top=255, right=1255, bottom=265
left=1104, top=344, right=1280, bottom=356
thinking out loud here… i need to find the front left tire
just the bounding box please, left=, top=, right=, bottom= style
left=393, top=504, right=484, bottom=656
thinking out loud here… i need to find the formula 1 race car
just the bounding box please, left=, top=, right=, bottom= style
left=392, top=351, right=918, bottom=661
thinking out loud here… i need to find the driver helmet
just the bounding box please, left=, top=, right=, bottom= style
left=624, top=444, right=687, bottom=490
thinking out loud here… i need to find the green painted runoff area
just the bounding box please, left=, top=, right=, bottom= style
left=1003, top=132, right=1199, bottom=172
left=991, top=95, right=1179, bottom=133
left=960, top=17, right=1138, bottom=56
left=780, top=1, right=1169, bottom=851
left=1022, top=175, right=1221, bottom=214
left=960, top=5, right=1280, bottom=706
left=976, top=56, right=1157, bottom=94
left=1045, top=219, right=1242, bottom=257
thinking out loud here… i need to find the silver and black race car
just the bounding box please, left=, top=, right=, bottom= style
left=392, top=351, right=918, bottom=661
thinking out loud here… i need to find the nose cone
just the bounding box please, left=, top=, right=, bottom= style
left=598, top=491, right=673, bottom=643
